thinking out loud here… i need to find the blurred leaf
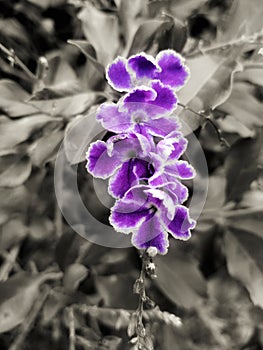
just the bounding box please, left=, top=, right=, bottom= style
left=0, top=217, right=28, bottom=251
left=0, top=80, right=39, bottom=117
left=178, top=52, right=242, bottom=130
left=238, top=66, right=263, bottom=87
left=220, top=82, right=263, bottom=129
left=28, top=129, right=64, bottom=167
left=0, top=272, right=44, bottom=333
left=119, top=0, right=147, bottom=51
left=55, top=230, right=85, bottom=271
left=67, top=40, right=105, bottom=76
left=154, top=247, right=207, bottom=308
left=31, top=83, right=80, bottom=100
left=44, top=53, right=77, bottom=86
left=157, top=15, right=187, bottom=53
left=218, top=0, right=263, bottom=42
left=0, top=114, right=60, bottom=151
left=63, top=263, right=89, bottom=292
left=80, top=306, right=130, bottom=331
left=0, top=186, right=29, bottom=225
left=0, top=155, right=31, bottom=187
left=128, top=18, right=170, bottom=56
left=28, top=216, right=53, bottom=241
left=26, top=0, right=66, bottom=9
left=78, top=3, right=119, bottom=65
left=64, top=110, right=105, bottom=165
left=30, top=92, right=99, bottom=118
left=225, top=134, right=262, bottom=202
left=225, top=228, right=263, bottom=309
left=226, top=207, right=263, bottom=239
left=95, top=273, right=138, bottom=309
left=217, top=115, right=255, bottom=139
left=170, top=0, right=208, bottom=21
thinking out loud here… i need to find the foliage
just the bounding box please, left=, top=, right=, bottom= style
left=0, top=0, right=263, bottom=349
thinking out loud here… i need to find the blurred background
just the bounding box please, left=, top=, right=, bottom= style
left=0, top=0, right=263, bottom=349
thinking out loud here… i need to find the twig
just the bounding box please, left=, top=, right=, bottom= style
left=68, top=307, right=76, bottom=350
left=55, top=203, right=63, bottom=238
left=185, top=30, right=263, bottom=58
left=0, top=245, right=20, bottom=282
left=0, top=43, right=37, bottom=81
left=178, top=102, right=230, bottom=147
left=8, top=286, right=50, bottom=350
left=129, top=250, right=157, bottom=349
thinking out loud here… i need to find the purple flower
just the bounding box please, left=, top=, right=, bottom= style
left=106, top=50, right=189, bottom=92
left=85, top=49, right=196, bottom=254
left=96, top=96, right=180, bottom=138
left=109, top=185, right=196, bottom=254
left=86, top=133, right=152, bottom=179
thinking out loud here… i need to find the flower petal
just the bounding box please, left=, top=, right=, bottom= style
left=166, top=205, right=196, bottom=240
left=132, top=215, right=169, bottom=254
left=166, top=160, right=196, bottom=179
left=96, top=103, right=132, bottom=133
left=128, top=53, right=160, bottom=79
left=109, top=195, right=151, bottom=233
left=155, top=50, right=190, bottom=90
left=106, top=57, right=132, bottom=92
left=145, top=117, right=180, bottom=137
left=109, top=159, right=152, bottom=198
left=86, top=140, right=122, bottom=178
left=123, top=86, right=157, bottom=104
left=149, top=80, right=177, bottom=112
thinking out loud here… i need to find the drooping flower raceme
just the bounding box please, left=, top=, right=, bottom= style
left=86, top=49, right=196, bottom=254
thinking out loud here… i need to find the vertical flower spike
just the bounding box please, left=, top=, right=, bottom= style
left=86, top=48, right=195, bottom=255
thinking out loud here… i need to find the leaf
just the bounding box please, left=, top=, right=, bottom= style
left=67, top=40, right=106, bottom=76
left=224, top=228, right=263, bottom=309
left=220, top=82, right=263, bottom=129
left=224, top=134, right=262, bottom=202
left=64, top=110, right=105, bottom=165
left=170, top=0, right=208, bottom=21
left=154, top=246, right=207, bottom=308
left=238, top=66, right=263, bottom=87
left=0, top=217, right=28, bottom=251
left=0, top=186, right=29, bottom=225
left=217, top=115, right=255, bottom=139
left=119, top=0, right=147, bottom=51
left=43, top=53, right=78, bottom=86
left=26, top=0, right=66, bottom=9
left=0, top=80, right=39, bottom=117
left=0, top=273, right=43, bottom=333
left=78, top=3, right=119, bottom=65
left=218, top=0, right=263, bottom=42
left=178, top=52, right=242, bottom=131
left=128, top=18, right=171, bottom=56
left=95, top=273, right=138, bottom=309
left=157, top=15, right=188, bottom=53
left=0, top=155, right=32, bottom=187
left=28, top=129, right=64, bottom=167
left=29, top=92, right=99, bottom=118
left=0, top=115, right=61, bottom=151
left=226, top=208, right=263, bottom=240
left=63, top=263, right=89, bottom=292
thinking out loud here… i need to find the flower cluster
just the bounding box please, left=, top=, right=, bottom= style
left=86, top=50, right=196, bottom=254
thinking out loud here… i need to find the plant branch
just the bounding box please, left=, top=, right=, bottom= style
left=0, top=43, right=37, bottom=81
left=178, top=102, right=230, bottom=147
left=0, top=245, right=20, bottom=282
left=185, top=29, right=263, bottom=58
left=8, top=286, right=50, bottom=350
